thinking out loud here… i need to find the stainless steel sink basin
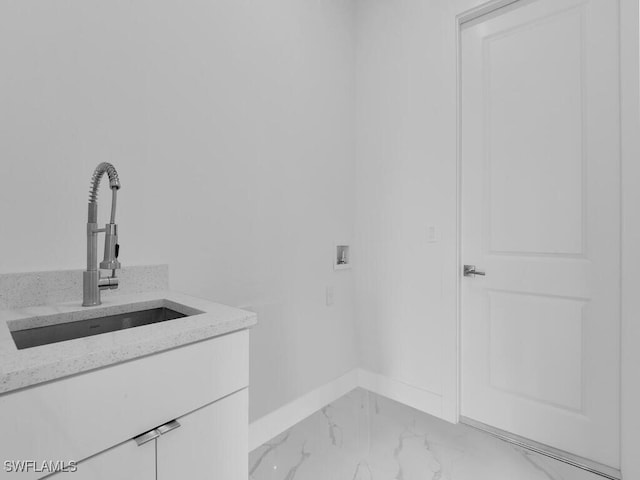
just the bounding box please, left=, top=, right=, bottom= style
left=11, top=307, right=189, bottom=350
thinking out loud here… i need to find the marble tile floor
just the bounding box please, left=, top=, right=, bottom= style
left=249, top=388, right=606, bottom=480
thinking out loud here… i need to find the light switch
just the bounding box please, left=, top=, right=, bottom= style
left=326, top=286, right=335, bottom=306
left=427, top=225, right=438, bottom=243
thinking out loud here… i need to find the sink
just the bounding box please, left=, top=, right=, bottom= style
left=11, top=307, right=191, bottom=350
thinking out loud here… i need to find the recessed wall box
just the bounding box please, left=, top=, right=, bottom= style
left=334, top=245, right=351, bottom=270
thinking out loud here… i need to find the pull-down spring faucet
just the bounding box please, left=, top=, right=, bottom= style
left=83, top=162, right=121, bottom=307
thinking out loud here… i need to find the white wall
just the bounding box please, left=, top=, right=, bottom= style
left=0, top=0, right=357, bottom=422
left=354, top=0, right=486, bottom=421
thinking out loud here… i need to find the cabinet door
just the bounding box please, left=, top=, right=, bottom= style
left=157, top=389, right=248, bottom=479
left=45, top=439, right=155, bottom=480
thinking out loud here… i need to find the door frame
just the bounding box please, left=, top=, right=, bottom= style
left=453, top=0, right=640, bottom=477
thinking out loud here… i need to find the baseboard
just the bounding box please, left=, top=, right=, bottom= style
left=356, top=368, right=443, bottom=419
left=249, top=369, right=359, bottom=451
left=249, top=368, right=443, bottom=450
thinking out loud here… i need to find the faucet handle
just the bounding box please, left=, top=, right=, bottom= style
left=100, top=223, right=121, bottom=270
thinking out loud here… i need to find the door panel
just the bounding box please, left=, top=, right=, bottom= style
left=486, top=7, right=585, bottom=256
left=488, top=291, right=584, bottom=410
left=461, top=0, right=620, bottom=469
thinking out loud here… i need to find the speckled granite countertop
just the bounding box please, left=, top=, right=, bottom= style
left=0, top=291, right=256, bottom=394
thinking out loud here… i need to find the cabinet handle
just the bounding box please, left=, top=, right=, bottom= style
left=133, top=429, right=161, bottom=446
left=157, top=419, right=181, bottom=435
left=133, top=419, right=181, bottom=446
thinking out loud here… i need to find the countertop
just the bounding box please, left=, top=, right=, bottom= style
left=0, top=291, right=256, bottom=394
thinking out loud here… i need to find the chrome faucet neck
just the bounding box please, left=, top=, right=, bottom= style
left=83, top=163, right=122, bottom=307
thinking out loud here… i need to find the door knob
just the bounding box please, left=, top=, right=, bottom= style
left=464, top=265, right=486, bottom=277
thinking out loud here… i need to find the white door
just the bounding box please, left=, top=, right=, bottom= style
left=461, top=0, right=620, bottom=471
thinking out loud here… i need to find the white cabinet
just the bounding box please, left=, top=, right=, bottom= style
left=48, top=440, right=155, bottom=480
left=0, top=330, right=250, bottom=480
left=158, top=389, right=248, bottom=480
left=50, top=390, right=248, bottom=480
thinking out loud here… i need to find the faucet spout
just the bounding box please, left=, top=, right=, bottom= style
left=83, top=162, right=122, bottom=307
left=89, top=162, right=121, bottom=202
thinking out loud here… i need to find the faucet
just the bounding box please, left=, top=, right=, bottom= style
left=83, top=162, right=121, bottom=307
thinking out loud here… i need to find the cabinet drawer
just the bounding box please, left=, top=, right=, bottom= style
left=0, top=330, right=248, bottom=480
